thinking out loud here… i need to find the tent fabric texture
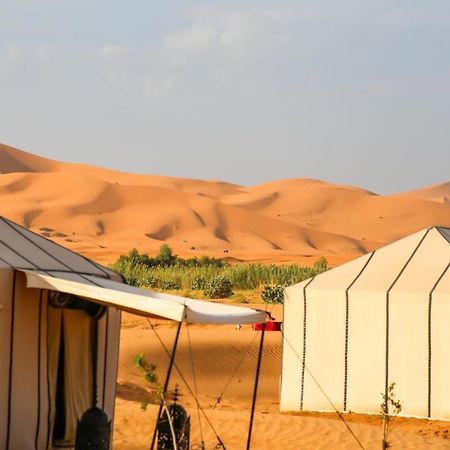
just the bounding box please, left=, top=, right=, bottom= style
left=0, top=216, right=266, bottom=450
left=280, top=226, right=450, bottom=420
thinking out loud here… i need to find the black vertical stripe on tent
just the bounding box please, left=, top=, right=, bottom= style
left=102, top=309, right=110, bottom=409
left=34, top=290, right=43, bottom=449
left=46, top=297, right=52, bottom=450
left=5, top=271, right=17, bottom=450
left=300, top=277, right=315, bottom=410
left=343, top=251, right=375, bottom=411
left=383, top=228, right=431, bottom=412
left=427, top=261, right=450, bottom=418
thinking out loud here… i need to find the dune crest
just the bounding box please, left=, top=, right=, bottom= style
left=0, top=143, right=449, bottom=265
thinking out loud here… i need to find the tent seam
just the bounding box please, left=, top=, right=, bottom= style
left=35, top=290, right=43, bottom=449
left=384, top=228, right=432, bottom=413
left=343, top=251, right=376, bottom=411
left=427, top=261, right=450, bottom=418
left=300, top=277, right=315, bottom=410
left=5, top=271, right=17, bottom=450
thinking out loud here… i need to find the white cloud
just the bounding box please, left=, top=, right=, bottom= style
left=164, top=23, right=217, bottom=53
left=161, top=7, right=315, bottom=66
left=35, top=44, right=55, bottom=62
left=98, top=44, right=130, bottom=59
left=0, top=45, right=22, bottom=74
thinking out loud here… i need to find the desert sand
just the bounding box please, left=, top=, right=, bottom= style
left=115, top=312, right=450, bottom=450
left=2, top=142, right=450, bottom=449
left=1, top=143, right=450, bottom=266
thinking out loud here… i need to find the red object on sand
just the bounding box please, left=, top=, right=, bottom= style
left=253, top=321, right=282, bottom=331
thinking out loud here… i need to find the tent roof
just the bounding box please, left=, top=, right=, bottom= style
left=0, top=216, right=118, bottom=279
left=287, top=226, right=450, bottom=295
left=21, top=270, right=266, bottom=324
left=0, top=217, right=266, bottom=324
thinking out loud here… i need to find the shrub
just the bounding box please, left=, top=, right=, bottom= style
left=312, top=257, right=328, bottom=274
left=261, top=284, right=286, bottom=304
left=203, top=276, right=234, bottom=299
left=158, top=279, right=181, bottom=290
left=190, top=276, right=207, bottom=290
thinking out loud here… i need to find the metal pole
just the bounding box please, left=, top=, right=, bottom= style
left=246, top=323, right=266, bottom=450
left=150, top=319, right=183, bottom=450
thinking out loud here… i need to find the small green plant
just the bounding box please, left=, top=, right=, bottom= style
left=203, top=276, right=234, bottom=298
left=380, top=382, right=402, bottom=449
left=134, top=353, right=179, bottom=449
left=261, top=284, right=286, bottom=304
left=134, top=353, right=161, bottom=410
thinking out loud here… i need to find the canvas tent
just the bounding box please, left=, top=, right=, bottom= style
left=0, top=217, right=266, bottom=450
left=280, top=226, right=450, bottom=420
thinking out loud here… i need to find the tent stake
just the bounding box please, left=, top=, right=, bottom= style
left=150, top=319, right=183, bottom=450
left=246, top=322, right=266, bottom=450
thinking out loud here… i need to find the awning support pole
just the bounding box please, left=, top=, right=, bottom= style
left=150, top=319, right=183, bottom=450
left=246, top=322, right=266, bottom=450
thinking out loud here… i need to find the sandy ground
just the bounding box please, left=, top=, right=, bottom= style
left=0, top=143, right=449, bottom=266
left=113, top=312, right=450, bottom=450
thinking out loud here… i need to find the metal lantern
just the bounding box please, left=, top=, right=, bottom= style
left=75, top=406, right=111, bottom=450
left=157, top=390, right=190, bottom=450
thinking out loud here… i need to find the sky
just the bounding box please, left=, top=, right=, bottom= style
left=1, top=0, right=449, bottom=194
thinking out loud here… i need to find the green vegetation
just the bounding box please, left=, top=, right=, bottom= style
left=261, top=284, right=286, bottom=304
left=202, top=276, right=234, bottom=299
left=110, top=246, right=329, bottom=302
left=380, top=382, right=402, bottom=449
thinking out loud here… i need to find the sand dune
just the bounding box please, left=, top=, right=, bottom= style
left=395, top=181, right=450, bottom=204
left=0, top=143, right=449, bottom=265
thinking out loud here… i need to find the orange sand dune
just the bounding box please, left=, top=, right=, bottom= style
left=394, top=181, right=450, bottom=205
left=0, top=143, right=449, bottom=265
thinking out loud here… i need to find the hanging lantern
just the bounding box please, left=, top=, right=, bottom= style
left=75, top=406, right=111, bottom=450
left=157, top=389, right=190, bottom=450
left=75, top=306, right=110, bottom=449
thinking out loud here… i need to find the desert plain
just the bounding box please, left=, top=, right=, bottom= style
left=1, top=142, right=450, bottom=449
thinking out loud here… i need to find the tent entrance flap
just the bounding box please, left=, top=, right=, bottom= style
left=20, top=270, right=267, bottom=324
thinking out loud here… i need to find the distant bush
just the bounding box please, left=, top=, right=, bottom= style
left=110, top=245, right=329, bottom=296
left=261, top=284, right=286, bottom=304
left=114, top=245, right=227, bottom=269
left=190, top=276, right=207, bottom=290
left=203, top=276, right=234, bottom=299
left=158, top=279, right=181, bottom=290
left=312, top=257, right=328, bottom=274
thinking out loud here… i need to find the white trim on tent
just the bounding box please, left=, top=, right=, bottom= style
left=20, top=270, right=267, bottom=324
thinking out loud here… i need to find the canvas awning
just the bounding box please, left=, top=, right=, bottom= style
left=20, top=269, right=267, bottom=324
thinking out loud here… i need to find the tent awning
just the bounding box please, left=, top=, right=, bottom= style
left=20, top=269, right=268, bottom=324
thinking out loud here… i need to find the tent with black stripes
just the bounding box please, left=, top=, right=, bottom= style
left=0, top=217, right=266, bottom=450
left=280, top=226, right=450, bottom=419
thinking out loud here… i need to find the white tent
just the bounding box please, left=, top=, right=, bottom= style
left=280, top=226, right=450, bottom=419
left=0, top=217, right=266, bottom=450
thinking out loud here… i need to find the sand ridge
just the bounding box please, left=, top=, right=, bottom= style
left=1, top=143, right=449, bottom=265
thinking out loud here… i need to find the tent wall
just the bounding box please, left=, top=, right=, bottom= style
left=280, top=227, right=450, bottom=419
left=0, top=267, right=15, bottom=450
left=0, top=269, right=121, bottom=450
